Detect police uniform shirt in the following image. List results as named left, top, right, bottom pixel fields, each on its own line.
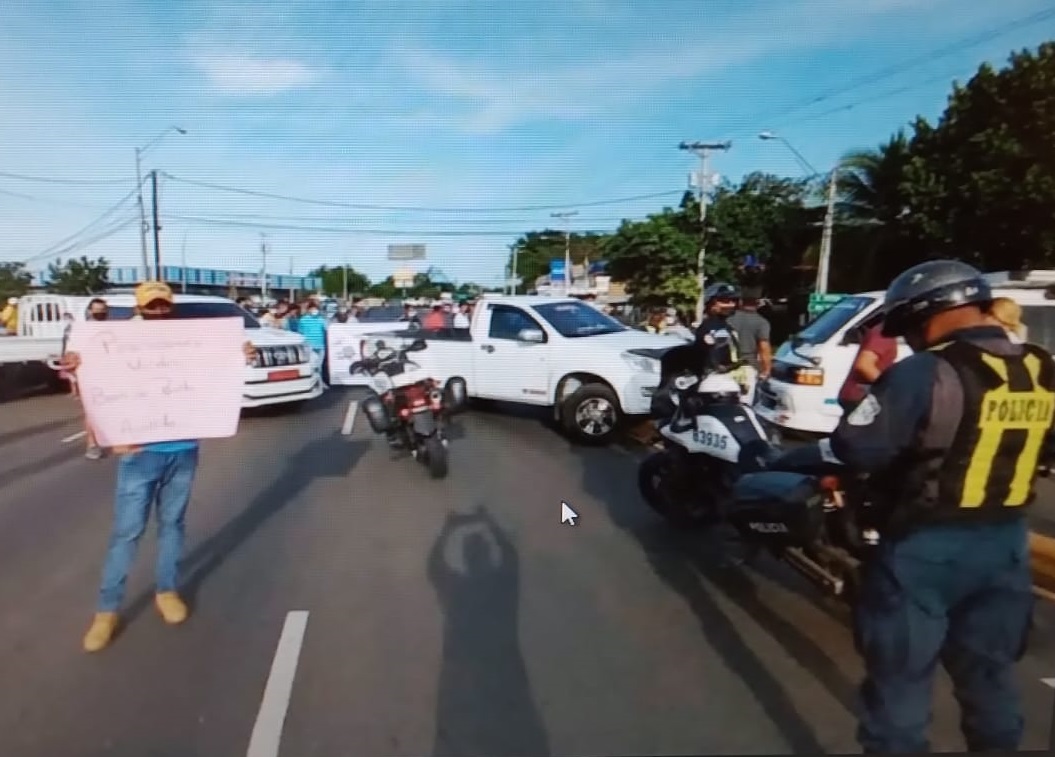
left=827, top=325, right=1055, bottom=528
left=694, top=315, right=740, bottom=366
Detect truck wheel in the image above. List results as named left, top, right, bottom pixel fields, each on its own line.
left=560, top=384, right=621, bottom=446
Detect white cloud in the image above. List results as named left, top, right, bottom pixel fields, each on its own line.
left=396, top=0, right=998, bottom=133
left=190, top=53, right=323, bottom=96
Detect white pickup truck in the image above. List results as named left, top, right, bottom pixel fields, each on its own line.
left=353, top=295, right=686, bottom=445
left=0, top=292, right=323, bottom=409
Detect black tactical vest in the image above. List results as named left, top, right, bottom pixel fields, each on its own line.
left=900, top=339, right=1055, bottom=530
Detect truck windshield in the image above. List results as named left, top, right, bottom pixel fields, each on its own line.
left=533, top=301, right=626, bottom=338
left=106, top=302, right=261, bottom=329
left=795, top=295, right=875, bottom=344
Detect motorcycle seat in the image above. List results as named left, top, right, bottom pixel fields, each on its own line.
left=738, top=439, right=782, bottom=473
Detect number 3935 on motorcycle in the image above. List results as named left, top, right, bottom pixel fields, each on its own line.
left=692, top=430, right=729, bottom=449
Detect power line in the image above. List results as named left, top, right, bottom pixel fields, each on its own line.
left=22, top=217, right=138, bottom=265
left=0, top=185, right=120, bottom=209
left=23, top=187, right=140, bottom=262
left=0, top=169, right=135, bottom=186
left=161, top=213, right=618, bottom=237
left=162, top=210, right=645, bottom=225
left=160, top=173, right=682, bottom=213
left=717, top=7, right=1055, bottom=140
left=774, top=66, right=978, bottom=132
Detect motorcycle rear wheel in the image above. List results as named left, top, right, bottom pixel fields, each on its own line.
left=424, top=436, right=449, bottom=479
left=638, top=450, right=720, bottom=529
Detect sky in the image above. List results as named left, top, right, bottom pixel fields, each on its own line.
left=0, top=0, right=1052, bottom=288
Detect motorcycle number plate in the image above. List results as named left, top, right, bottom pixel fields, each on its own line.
left=692, top=429, right=729, bottom=450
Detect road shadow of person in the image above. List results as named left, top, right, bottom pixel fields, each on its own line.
left=571, top=444, right=859, bottom=752
left=427, top=506, right=550, bottom=757
left=118, top=431, right=369, bottom=626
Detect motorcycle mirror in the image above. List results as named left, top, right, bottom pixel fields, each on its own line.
left=407, top=338, right=428, bottom=352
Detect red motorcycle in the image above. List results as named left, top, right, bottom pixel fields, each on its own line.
left=351, top=338, right=466, bottom=479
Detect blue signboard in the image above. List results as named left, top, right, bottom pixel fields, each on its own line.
left=549, top=259, right=566, bottom=282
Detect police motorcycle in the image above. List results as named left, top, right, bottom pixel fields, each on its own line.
left=351, top=338, right=468, bottom=479
left=638, top=344, right=873, bottom=601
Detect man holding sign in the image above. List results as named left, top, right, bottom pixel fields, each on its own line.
left=61, top=282, right=258, bottom=653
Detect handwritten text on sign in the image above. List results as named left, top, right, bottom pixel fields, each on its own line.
left=68, top=317, right=247, bottom=446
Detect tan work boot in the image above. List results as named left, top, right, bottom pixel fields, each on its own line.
left=83, top=612, right=119, bottom=653
left=154, top=592, right=189, bottom=625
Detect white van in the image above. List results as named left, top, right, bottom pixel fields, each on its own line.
left=20, top=292, right=324, bottom=409
left=755, top=271, right=1055, bottom=436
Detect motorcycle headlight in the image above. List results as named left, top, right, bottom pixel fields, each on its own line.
left=622, top=351, right=659, bottom=373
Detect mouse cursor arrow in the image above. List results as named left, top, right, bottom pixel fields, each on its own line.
left=561, top=501, right=579, bottom=526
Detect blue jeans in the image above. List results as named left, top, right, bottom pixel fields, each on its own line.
left=854, top=518, right=1033, bottom=753
left=97, top=448, right=199, bottom=612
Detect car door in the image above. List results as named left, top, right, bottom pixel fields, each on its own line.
left=472, top=303, right=551, bottom=402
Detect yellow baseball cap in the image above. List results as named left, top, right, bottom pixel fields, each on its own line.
left=135, top=281, right=174, bottom=308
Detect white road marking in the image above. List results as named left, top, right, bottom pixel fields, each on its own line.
left=61, top=431, right=87, bottom=444
left=247, top=611, right=310, bottom=757
left=341, top=401, right=358, bottom=436
left=1042, top=678, right=1055, bottom=690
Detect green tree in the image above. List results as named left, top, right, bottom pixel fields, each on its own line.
left=506, top=230, right=609, bottom=293
left=901, top=42, right=1055, bottom=270
left=705, top=172, right=814, bottom=296
left=46, top=256, right=109, bottom=295
left=309, top=265, right=371, bottom=297
left=368, top=276, right=399, bottom=299
left=0, top=261, right=33, bottom=301
left=603, top=209, right=699, bottom=309
left=831, top=131, right=920, bottom=290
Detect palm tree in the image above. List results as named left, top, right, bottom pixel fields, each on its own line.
left=839, top=130, right=913, bottom=226
left=835, top=132, right=917, bottom=288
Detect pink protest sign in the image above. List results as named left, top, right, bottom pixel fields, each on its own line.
left=67, top=317, right=247, bottom=447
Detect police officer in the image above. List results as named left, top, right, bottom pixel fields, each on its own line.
left=695, top=282, right=741, bottom=371
left=823, top=260, right=1052, bottom=753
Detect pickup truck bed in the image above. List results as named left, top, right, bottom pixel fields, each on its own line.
left=0, top=336, right=64, bottom=365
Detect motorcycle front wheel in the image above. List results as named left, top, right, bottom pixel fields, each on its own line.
left=638, top=450, right=720, bottom=529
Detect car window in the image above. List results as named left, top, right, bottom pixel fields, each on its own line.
left=488, top=305, right=544, bottom=341
left=532, top=300, right=626, bottom=337
left=796, top=296, right=875, bottom=344
left=104, top=301, right=261, bottom=328
left=1020, top=305, right=1055, bottom=353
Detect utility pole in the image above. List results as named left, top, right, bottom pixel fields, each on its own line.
left=150, top=170, right=162, bottom=280
left=260, top=233, right=269, bottom=300
left=180, top=232, right=188, bottom=293
left=679, top=140, right=731, bottom=323
left=510, top=243, right=519, bottom=295
left=551, top=211, right=578, bottom=296
left=135, top=147, right=149, bottom=279
left=816, top=167, right=839, bottom=295
left=289, top=258, right=294, bottom=301
left=342, top=264, right=349, bottom=302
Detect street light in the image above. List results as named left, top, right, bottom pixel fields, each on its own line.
left=758, top=130, right=836, bottom=294
left=136, top=126, right=187, bottom=280
left=757, top=131, right=818, bottom=176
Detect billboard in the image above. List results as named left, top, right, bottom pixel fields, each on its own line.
left=549, top=259, right=566, bottom=282
left=388, top=244, right=426, bottom=261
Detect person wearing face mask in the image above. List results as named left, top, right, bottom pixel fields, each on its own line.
left=819, top=260, right=1053, bottom=753
left=297, top=302, right=329, bottom=387
left=61, top=282, right=259, bottom=652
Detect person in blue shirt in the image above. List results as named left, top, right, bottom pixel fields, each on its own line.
left=62, top=281, right=258, bottom=652
left=297, top=302, right=329, bottom=386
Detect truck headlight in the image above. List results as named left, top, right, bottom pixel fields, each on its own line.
left=622, top=351, right=659, bottom=373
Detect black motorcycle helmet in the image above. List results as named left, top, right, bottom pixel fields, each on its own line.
left=880, top=259, right=992, bottom=338
left=704, top=282, right=740, bottom=314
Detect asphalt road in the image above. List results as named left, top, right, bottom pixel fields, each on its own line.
left=1, top=389, right=1054, bottom=757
